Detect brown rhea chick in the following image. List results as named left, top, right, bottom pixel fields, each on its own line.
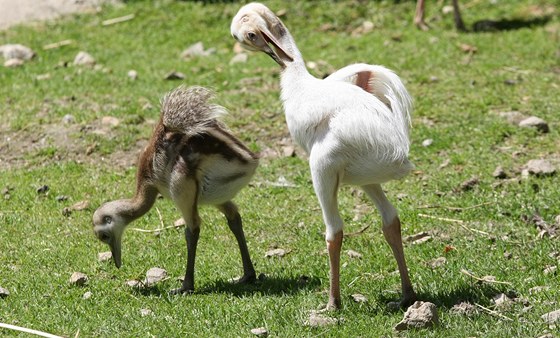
left=92, top=86, right=259, bottom=294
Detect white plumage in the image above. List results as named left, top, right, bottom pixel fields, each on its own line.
left=232, top=3, right=417, bottom=309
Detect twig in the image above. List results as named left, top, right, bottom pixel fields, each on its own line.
left=155, top=207, right=164, bottom=230
left=474, top=303, right=513, bottom=321
left=43, top=40, right=73, bottom=50
left=0, top=323, right=63, bottom=338
left=130, top=224, right=182, bottom=233
left=417, top=202, right=492, bottom=212
left=461, top=269, right=513, bottom=286
left=418, top=213, right=491, bottom=236
left=344, top=225, right=370, bottom=237
left=102, top=14, right=135, bottom=26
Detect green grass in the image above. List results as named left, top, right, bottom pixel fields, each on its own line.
left=1, top=0, right=559, bottom=337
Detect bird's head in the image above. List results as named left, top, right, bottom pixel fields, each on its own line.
left=231, top=2, right=294, bottom=68
left=92, top=201, right=128, bottom=268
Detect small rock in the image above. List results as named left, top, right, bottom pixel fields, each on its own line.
left=140, top=309, right=153, bottom=317
left=181, top=41, right=215, bottom=58
left=36, top=185, right=49, bottom=194
left=73, top=51, right=96, bottom=66
left=0, top=286, right=9, bottom=298
left=265, top=248, right=288, bottom=258
left=519, top=116, right=549, bottom=133
left=62, top=114, right=75, bottom=124
left=492, top=166, right=508, bottom=179
left=69, top=272, right=88, bottom=286
left=442, top=5, right=454, bottom=14
left=394, top=301, right=439, bottom=331
left=351, top=293, right=368, bottom=303
left=525, top=159, right=556, bottom=177
left=164, top=71, right=185, bottom=80
left=145, top=267, right=167, bottom=286
left=0, top=44, right=35, bottom=60
left=127, top=70, right=138, bottom=80
left=98, top=251, right=112, bottom=262
left=101, top=116, right=120, bottom=127
left=83, top=291, right=92, bottom=299
left=459, top=177, right=479, bottom=191
left=541, top=309, right=560, bottom=324
left=282, top=145, right=296, bottom=157
left=529, top=285, right=550, bottom=294
left=346, top=250, right=362, bottom=259
left=250, top=327, right=268, bottom=336
left=450, top=302, right=477, bottom=316
left=543, top=265, right=557, bottom=275
left=427, top=257, right=447, bottom=269
left=304, top=311, right=338, bottom=327
left=126, top=280, right=141, bottom=288
left=498, top=111, right=526, bottom=125
left=230, top=53, right=248, bottom=64
left=4, top=58, right=24, bottom=67
left=493, top=293, right=512, bottom=307
left=421, top=139, right=433, bottom=147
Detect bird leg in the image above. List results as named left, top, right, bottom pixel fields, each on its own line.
left=452, top=0, right=467, bottom=31
left=363, top=184, right=416, bottom=308
left=218, top=201, right=256, bottom=284
left=414, top=0, right=430, bottom=31
left=326, top=230, right=343, bottom=310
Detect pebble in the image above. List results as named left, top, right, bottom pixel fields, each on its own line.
left=181, top=41, right=215, bottom=58
left=498, top=111, right=526, bottom=125
left=541, top=309, right=560, bottom=324
left=304, top=311, right=338, bottom=327
left=492, top=293, right=512, bottom=308
left=428, top=257, right=447, bottom=269
left=525, top=159, right=556, bottom=177
left=230, top=53, right=248, bottom=64
left=0, top=44, right=35, bottom=60
left=62, top=114, right=75, bottom=124
left=127, top=70, right=138, bottom=80
left=82, top=291, right=92, bottom=299
left=421, top=139, right=433, bottom=147
left=98, top=251, right=112, bottom=262
left=250, top=327, right=268, bottom=336
left=144, top=267, right=167, bottom=286
left=519, top=116, right=549, bottom=133
left=73, top=51, right=96, bottom=66
left=394, top=301, right=439, bottom=331
left=126, top=280, right=141, bottom=288
left=69, top=272, right=88, bottom=286
left=351, top=293, right=368, bottom=303
left=140, top=309, right=153, bottom=317
left=346, top=250, right=362, bottom=259
left=264, top=248, right=287, bottom=258
left=0, top=286, right=9, bottom=298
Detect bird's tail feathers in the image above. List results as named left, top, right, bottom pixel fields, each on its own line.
left=161, top=86, right=227, bottom=135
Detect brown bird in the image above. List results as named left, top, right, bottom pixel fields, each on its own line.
left=92, top=86, right=258, bottom=294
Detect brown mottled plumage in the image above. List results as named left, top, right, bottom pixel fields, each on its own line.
left=93, top=86, right=258, bottom=294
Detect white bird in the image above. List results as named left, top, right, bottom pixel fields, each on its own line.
left=231, top=3, right=416, bottom=309
left=92, top=86, right=258, bottom=294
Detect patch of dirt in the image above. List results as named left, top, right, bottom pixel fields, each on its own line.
left=0, top=120, right=148, bottom=170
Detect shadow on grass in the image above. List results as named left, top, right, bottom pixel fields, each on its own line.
left=472, top=16, right=551, bottom=32
left=130, top=274, right=322, bottom=298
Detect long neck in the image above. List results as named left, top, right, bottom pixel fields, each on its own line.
left=279, top=29, right=308, bottom=75
left=116, top=182, right=158, bottom=224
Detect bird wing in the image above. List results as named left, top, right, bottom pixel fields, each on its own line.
left=324, top=64, right=412, bottom=131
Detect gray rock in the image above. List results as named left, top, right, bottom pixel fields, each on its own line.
left=346, top=249, right=362, bottom=259
left=394, top=301, right=439, bottom=331
left=264, top=248, right=287, bottom=258
left=351, top=293, right=368, bottom=303
left=250, top=327, right=268, bottom=336
left=421, top=139, right=433, bottom=147
left=492, top=293, right=512, bottom=308
left=97, top=251, right=112, bottom=262
left=140, top=308, right=153, bottom=317
left=127, top=70, right=138, bottom=80
left=498, top=111, right=526, bottom=125
left=526, top=159, right=556, bottom=177
left=82, top=291, right=92, bottom=299
left=181, top=42, right=215, bottom=58
left=304, top=311, right=338, bottom=327
left=69, top=272, right=88, bottom=286
left=73, top=51, right=96, bottom=66
left=0, top=286, right=9, bottom=298
left=0, top=44, right=35, bottom=60
left=519, top=116, right=549, bottom=133
left=541, top=309, right=560, bottom=324
left=144, top=267, right=167, bottom=286
left=450, top=302, right=477, bottom=316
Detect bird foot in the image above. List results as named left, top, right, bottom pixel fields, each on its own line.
left=234, top=272, right=257, bottom=284
left=317, top=300, right=341, bottom=312
left=168, top=286, right=194, bottom=296
left=387, top=292, right=418, bottom=311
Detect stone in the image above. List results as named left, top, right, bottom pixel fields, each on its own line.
left=144, top=267, right=167, bottom=286
left=351, top=293, right=368, bottom=303
left=265, top=248, right=287, bottom=258
left=541, top=309, right=560, bottom=324
left=126, top=280, right=141, bottom=288
left=282, top=146, right=296, bottom=157
left=394, top=301, right=439, bottom=331
left=0, top=286, right=9, bottom=298
left=140, top=309, right=153, bottom=317
left=4, top=58, right=24, bottom=67
left=250, top=327, right=268, bottom=336
left=543, top=265, right=557, bottom=275
left=304, top=311, right=338, bottom=327
left=82, top=291, right=92, bottom=299
left=69, top=272, right=88, bottom=286
left=73, top=51, right=95, bottom=66
left=230, top=53, right=248, bottom=64
left=498, top=111, right=526, bottom=125
left=181, top=41, right=215, bottom=58
left=525, top=159, right=556, bottom=177
left=62, top=114, right=75, bottom=124
left=519, top=116, right=549, bottom=133
left=428, top=257, right=447, bottom=269
left=450, top=302, right=477, bottom=316
left=346, top=250, right=362, bottom=259
left=492, top=293, right=512, bottom=308
left=127, top=70, right=138, bottom=80
left=492, top=166, right=508, bottom=179
left=0, top=44, right=35, bottom=60
left=422, top=139, right=433, bottom=147
left=98, top=251, right=112, bottom=262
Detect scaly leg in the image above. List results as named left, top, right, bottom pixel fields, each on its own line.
left=310, top=155, right=344, bottom=310
left=414, top=0, right=430, bottom=30
left=363, top=184, right=416, bottom=307
left=217, top=201, right=256, bottom=284
left=452, top=0, right=467, bottom=31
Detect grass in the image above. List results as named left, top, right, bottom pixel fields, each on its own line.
left=1, top=0, right=559, bottom=336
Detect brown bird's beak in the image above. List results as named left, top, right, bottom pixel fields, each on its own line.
left=109, top=237, right=122, bottom=268
left=258, top=26, right=293, bottom=68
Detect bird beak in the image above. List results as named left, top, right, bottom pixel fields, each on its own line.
left=258, top=26, right=293, bottom=68
left=109, top=237, right=122, bottom=268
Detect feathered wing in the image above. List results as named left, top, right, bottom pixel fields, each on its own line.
left=161, top=86, right=227, bottom=135
left=325, top=64, right=412, bottom=135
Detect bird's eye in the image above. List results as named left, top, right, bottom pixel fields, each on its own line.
left=103, top=216, right=112, bottom=224
left=247, top=32, right=257, bottom=41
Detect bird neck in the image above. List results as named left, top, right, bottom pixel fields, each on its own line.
left=117, top=182, right=159, bottom=224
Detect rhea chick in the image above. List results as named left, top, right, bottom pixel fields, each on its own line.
left=92, top=86, right=259, bottom=294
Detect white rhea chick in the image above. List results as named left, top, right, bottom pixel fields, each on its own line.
left=92, top=86, right=258, bottom=294
left=231, top=3, right=417, bottom=309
